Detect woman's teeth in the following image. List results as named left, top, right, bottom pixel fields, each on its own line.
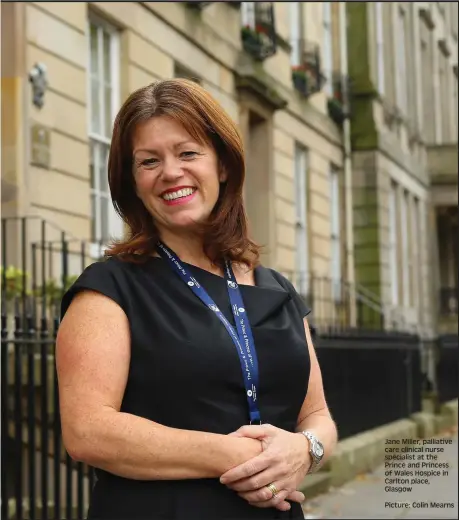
left=162, top=188, right=196, bottom=201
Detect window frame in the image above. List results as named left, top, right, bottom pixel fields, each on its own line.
left=241, top=2, right=255, bottom=28
left=389, top=183, right=399, bottom=306
left=322, top=1, right=333, bottom=97
left=87, top=14, right=122, bottom=257
left=375, top=2, right=385, bottom=96
left=395, top=5, right=409, bottom=114
left=289, top=2, right=302, bottom=67
left=294, top=144, right=309, bottom=297
left=400, top=190, right=411, bottom=307
left=329, top=165, right=341, bottom=301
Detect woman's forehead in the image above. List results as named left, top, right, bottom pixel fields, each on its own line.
left=133, top=115, right=210, bottom=151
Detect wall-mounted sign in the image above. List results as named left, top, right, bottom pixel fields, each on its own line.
left=31, top=124, right=51, bottom=169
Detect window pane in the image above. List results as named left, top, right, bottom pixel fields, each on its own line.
left=91, top=193, right=97, bottom=241
left=90, top=24, right=99, bottom=76
left=103, top=31, right=111, bottom=84
left=90, top=142, right=96, bottom=189
left=104, top=85, right=113, bottom=137
left=101, top=196, right=109, bottom=241
left=99, top=145, right=109, bottom=193
left=90, top=79, right=101, bottom=134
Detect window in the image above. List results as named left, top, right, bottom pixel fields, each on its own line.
left=432, top=37, right=442, bottom=143
left=323, top=1, right=333, bottom=97
left=329, top=166, right=341, bottom=300
left=289, top=2, right=301, bottom=66
left=400, top=190, right=410, bottom=307
left=294, top=145, right=309, bottom=296
left=375, top=2, right=385, bottom=95
left=395, top=6, right=408, bottom=114
left=389, top=183, right=399, bottom=305
left=453, top=68, right=458, bottom=138
left=439, top=51, right=449, bottom=141
left=88, top=17, right=123, bottom=250
left=411, top=198, right=420, bottom=308
left=241, top=2, right=255, bottom=28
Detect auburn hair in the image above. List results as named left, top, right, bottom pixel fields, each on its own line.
left=105, top=78, right=261, bottom=268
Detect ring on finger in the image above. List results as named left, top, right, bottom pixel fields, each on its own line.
left=265, top=482, right=279, bottom=498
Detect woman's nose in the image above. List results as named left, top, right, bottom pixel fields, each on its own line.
left=160, top=157, right=184, bottom=181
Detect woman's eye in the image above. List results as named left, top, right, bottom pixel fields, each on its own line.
left=181, top=151, right=198, bottom=159
left=141, top=158, right=158, bottom=167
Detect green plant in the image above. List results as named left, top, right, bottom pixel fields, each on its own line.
left=0, top=266, right=30, bottom=300
left=1, top=265, right=78, bottom=303
left=34, top=275, right=79, bottom=302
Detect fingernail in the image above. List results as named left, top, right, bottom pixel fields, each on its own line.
left=220, top=478, right=227, bottom=484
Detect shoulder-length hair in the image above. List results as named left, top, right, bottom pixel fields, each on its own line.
left=105, top=78, right=260, bottom=268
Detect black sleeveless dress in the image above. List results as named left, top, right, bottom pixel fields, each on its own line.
left=61, top=256, right=311, bottom=520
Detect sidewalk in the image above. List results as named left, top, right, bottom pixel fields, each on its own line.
left=302, top=429, right=458, bottom=519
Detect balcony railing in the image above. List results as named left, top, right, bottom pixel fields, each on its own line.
left=439, top=287, right=458, bottom=316
left=291, top=41, right=325, bottom=97
left=327, top=73, right=351, bottom=125
left=241, top=2, right=277, bottom=61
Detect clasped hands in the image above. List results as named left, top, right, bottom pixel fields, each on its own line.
left=220, top=424, right=310, bottom=512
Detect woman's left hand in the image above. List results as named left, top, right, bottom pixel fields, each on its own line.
left=220, top=424, right=311, bottom=509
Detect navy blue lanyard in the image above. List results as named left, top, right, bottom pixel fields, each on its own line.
left=156, top=241, right=261, bottom=424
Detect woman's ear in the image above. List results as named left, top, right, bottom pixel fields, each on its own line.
left=219, top=169, right=228, bottom=183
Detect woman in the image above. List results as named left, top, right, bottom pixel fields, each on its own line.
left=56, top=79, right=337, bottom=520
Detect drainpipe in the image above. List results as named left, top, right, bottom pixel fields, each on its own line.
left=339, top=3, right=356, bottom=327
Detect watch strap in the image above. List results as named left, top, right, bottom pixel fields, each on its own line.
left=300, top=430, right=323, bottom=474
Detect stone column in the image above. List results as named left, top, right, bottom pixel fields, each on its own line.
left=1, top=1, right=27, bottom=217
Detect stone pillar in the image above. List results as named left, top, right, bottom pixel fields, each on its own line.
left=1, top=2, right=27, bottom=217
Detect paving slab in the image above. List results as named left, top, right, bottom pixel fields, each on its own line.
left=302, top=428, right=458, bottom=520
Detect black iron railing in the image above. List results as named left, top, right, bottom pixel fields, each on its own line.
left=316, top=331, right=423, bottom=440
left=282, top=272, right=386, bottom=334
left=291, top=40, right=325, bottom=97
left=439, top=287, right=458, bottom=316
left=0, top=215, right=451, bottom=517
left=241, top=2, right=277, bottom=60
left=327, top=73, right=351, bottom=125
left=436, top=334, right=459, bottom=404
left=1, top=216, right=100, bottom=520
left=2, top=295, right=96, bottom=520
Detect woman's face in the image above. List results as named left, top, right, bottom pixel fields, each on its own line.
left=132, top=116, right=226, bottom=235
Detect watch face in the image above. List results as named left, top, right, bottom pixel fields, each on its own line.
left=313, top=441, right=324, bottom=459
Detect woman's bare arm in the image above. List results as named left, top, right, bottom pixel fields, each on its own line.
left=295, top=319, right=338, bottom=467
left=56, top=290, right=261, bottom=480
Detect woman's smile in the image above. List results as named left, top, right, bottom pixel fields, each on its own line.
left=160, top=186, right=198, bottom=206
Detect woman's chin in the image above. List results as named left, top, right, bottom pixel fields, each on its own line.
left=165, top=215, right=206, bottom=232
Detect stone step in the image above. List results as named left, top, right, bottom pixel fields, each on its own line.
left=298, top=470, right=332, bottom=499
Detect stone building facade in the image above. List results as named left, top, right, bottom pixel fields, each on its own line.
left=346, top=2, right=458, bottom=339
left=1, top=2, right=457, bottom=338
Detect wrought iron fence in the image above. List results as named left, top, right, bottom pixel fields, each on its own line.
left=2, top=296, right=95, bottom=520
left=436, top=334, right=459, bottom=404
left=291, top=40, right=325, bottom=97
left=327, top=72, right=351, bottom=125
left=282, top=271, right=387, bottom=334
left=240, top=2, right=277, bottom=60
left=439, top=287, right=458, bottom=316
left=1, top=216, right=100, bottom=520
left=0, top=215, right=451, bottom=518
left=315, top=331, right=423, bottom=440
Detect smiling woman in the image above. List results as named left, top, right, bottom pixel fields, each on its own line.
left=130, top=115, right=225, bottom=238
left=56, top=79, right=337, bottom=520
left=106, top=79, right=256, bottom=268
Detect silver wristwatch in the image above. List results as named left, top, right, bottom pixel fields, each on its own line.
left=300, top=431, right=324, bottom=473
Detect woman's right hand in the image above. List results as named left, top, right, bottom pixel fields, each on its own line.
left=227, top=437, right=305, bottom=511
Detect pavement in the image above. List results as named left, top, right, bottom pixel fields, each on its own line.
left=302, top=427, right=458, bottom=519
